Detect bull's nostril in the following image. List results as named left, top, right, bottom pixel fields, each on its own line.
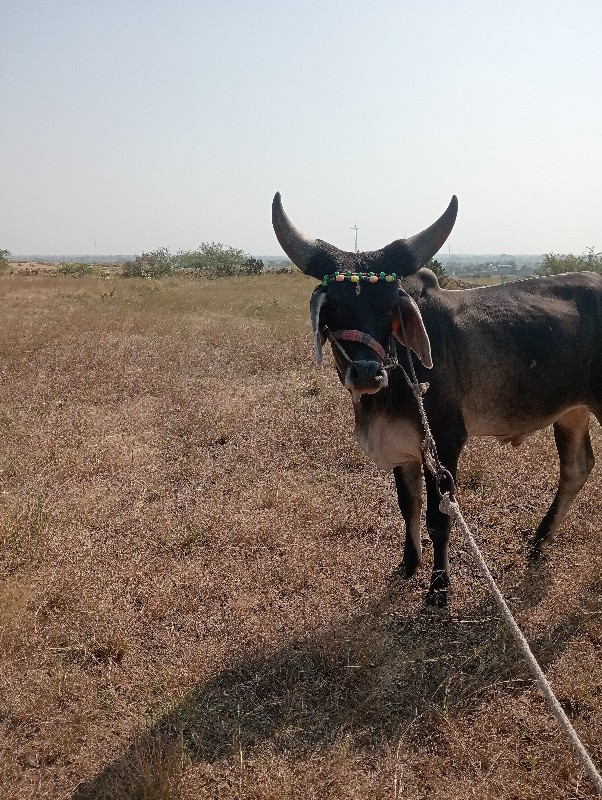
left=345, top=362, right=388, bottom=392
left=350, top=360, right=383, bottom=382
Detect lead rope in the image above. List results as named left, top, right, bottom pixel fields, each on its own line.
left=440, top=495, right=602, bottom=795
left=397, top=312, right=602, bottom=796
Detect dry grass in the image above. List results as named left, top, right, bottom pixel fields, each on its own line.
left=0, top=271, right=601, bottom=799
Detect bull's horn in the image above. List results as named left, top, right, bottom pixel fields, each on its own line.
left=406, top=196, right=458, bottom=267
left=272, top=192, right=324, bottom=274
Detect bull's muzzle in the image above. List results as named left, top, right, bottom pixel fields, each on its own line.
left=344, top=360, right=389, bottom=394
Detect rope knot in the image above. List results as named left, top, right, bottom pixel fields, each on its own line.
left=412, top=381, right=430, bottom=398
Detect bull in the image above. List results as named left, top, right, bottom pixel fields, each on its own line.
left=272, top=192, right=602, bottom=605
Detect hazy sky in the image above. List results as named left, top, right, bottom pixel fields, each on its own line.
left=2, top=1, right=602, bottom=256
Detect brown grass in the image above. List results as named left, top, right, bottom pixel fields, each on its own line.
left=0, top=271, right=601, bottom=799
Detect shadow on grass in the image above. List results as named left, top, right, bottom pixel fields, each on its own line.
left=72, top=566, right=595, bottom=800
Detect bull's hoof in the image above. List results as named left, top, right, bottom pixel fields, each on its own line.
left=393, top=558, right=420, bottom=580
left=528, top=521, right=555, bottom=558
left=426, top=569, right=450, bottom=607
left=425, top=588, right=449, bottom=608
left=528, top=536, right=550, bottom=561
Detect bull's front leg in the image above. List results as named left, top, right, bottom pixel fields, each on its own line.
left=423, top=435, right=463, bottom=607
left=393, top=461, right=423, bottom=578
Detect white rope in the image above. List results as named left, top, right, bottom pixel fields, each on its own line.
left=439, top=493, right=602, bottom=796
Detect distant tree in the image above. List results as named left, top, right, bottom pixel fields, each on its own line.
left=536, top=247, right=602, bottom=276
left=175, top=242, right=248, bottom=277
left=122, top=243, right=265, bottom=279
left=426, top=258, right=449, bottom=287
left=0, top=248, right=10, bottom=273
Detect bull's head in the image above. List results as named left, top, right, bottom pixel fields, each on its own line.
left=272, top=192, right=458, bottom=396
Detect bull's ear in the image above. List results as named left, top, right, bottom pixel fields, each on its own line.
left=309, top=287, right=328, bottom=366
left=393, top=293, right=433, bottom=369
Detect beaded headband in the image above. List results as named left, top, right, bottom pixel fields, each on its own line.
left=322, top=271, right=403, bottom=287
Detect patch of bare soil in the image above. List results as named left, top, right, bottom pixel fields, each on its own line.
left=0, top=273, right=600, bottom=799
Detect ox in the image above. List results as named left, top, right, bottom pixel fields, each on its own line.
left=273, top=192, right=602, bottom=605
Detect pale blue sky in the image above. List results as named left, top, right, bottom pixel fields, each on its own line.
left=1, top=0, right=601, bottom=255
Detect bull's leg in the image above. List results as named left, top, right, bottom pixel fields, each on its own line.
left=393, top=461, right=423, bottom=578
left=424, top=436, right=463, bottom=607
left=531, top=407, right=594, bottom=555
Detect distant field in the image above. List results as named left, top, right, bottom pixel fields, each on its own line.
left=5, top=262, right=123, bottom=277
left=0, top=272, right=601, bottom=799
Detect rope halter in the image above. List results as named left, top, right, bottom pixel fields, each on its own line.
left=323, top=326, right=399, bottom=372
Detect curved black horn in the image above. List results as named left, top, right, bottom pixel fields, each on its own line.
left=272, top=192, right=324, bottom=274
left=406, top=196, right=458, bottom=267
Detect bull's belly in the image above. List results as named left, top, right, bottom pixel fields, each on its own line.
left=355, top=414, right=422, bottom=471
left=463, top=403, right=590, bottom=444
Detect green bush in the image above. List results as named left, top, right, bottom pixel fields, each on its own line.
left=122, top=247, right=174, bottom=278
left=122, top=243, right=265, bottom=279
left=175, top=242, right=249, bottom=277
left=242, top=256, right=264, bottom=276
left=426, top=258, right=449, bottom=287
left=537, top=247, right=602, bottom=275
left=57, top=262, right=94, bottom=277
left=0, top=249, right=10, bottom=274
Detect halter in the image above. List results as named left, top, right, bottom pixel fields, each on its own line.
left=323, top=326, right=400, bottom=371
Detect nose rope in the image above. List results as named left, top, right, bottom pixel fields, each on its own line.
left=323, top=327, right=399, bottom=371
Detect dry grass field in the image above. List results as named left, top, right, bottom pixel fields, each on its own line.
left=0, top=271, right=601, bottom=800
